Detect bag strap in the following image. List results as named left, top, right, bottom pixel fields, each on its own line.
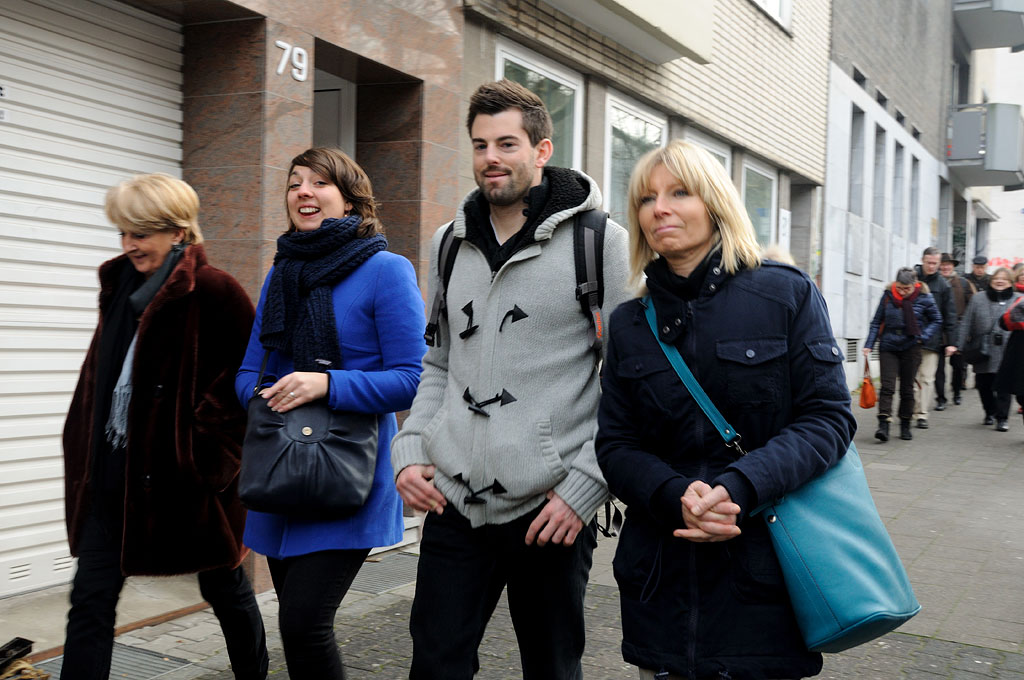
left=863, top=356, right=871, bottom=379
left=423, top=221, right=459, bottom=347
left=642, top=296, right=746, bottom=456
left=252, top=349, right=272, bottom=397
left=573, top=209, right=607, bottom=357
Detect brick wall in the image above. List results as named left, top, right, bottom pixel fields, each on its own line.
left=830, top=0, right=953, bottom=160
left=465, top=0, right=831, bottom=184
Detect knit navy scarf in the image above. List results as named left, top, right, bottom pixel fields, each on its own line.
left=260, top=216, right=387, bottom=371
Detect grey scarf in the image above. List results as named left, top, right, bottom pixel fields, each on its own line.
left=104, top=243, right=185, bottom=448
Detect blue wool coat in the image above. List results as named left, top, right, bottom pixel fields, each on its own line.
left=596, top=257, right=855, bottom=678
left=235, top=251, right=426, bottom=558
left=864, top=287, right=941, bottom=353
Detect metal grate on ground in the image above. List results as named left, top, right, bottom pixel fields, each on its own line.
left=36, top=643, right=191, bottom=679
left=350, top=551, right=419, bottom=594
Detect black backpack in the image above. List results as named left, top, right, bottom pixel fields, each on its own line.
left=424, top=209, right=608, bottom=356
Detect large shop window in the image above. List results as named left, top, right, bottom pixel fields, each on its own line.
left=742, top=158, right=778, bottom=245
left=605, top=93, right=667, bottom=225
left=496, top=40, right=583, bottom=170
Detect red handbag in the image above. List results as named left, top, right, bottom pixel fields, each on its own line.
left=859, top=358, right=876, bottom=409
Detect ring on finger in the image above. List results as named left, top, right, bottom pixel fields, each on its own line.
left=288, top=391, right=296, bottom=398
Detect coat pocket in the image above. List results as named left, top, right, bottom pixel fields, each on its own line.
left=614, top=353, right=687, bottom=417
left=805, top=337, right=850, bottom=401
left=715, top=338, right=787, bottom=409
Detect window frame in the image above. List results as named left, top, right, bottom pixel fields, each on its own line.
left=748, top=0, right=792, bottom=30
left=603, top=91, right=668, bottom=224
left=741, top=155, right=779, bottom=245
left=495, top=39, right=584, bottom=170
left=681, top=127, right=732, bottom=176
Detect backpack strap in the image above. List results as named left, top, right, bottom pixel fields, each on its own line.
left=424, top=222, right=459, bottom=347
left=573, top=209, right=607, bottom=357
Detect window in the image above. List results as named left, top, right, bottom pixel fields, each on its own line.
left=909, top=156, right=920, bottom=238
left=872, top=125, right=886, bottom=225
left=604, top=93, right=667, bottom=225
left=748, top=0, right=792, bottom=28
left=849, top=105, right=865, bottom=216
left=742, top=157, right=777, bottom=245
left=852, top=67, right=867, bottom=88
left=875, top=89, right=888, bottom=111
left=496, top=40, right=583, bottom=170
left=682, top=127, right=732, bottom=175
left=892, top=143, right=905, bottom=236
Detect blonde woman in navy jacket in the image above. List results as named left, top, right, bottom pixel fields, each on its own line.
left=596, top=141, right=855, bottom=679
left=235, top=148, right=425, bottom=679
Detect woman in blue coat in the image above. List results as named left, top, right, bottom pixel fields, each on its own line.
left=863, top=268, right=941, bottom=441
left=596, top=140, right=855, bottom=679
left=235, top=147, right=425, bottom=679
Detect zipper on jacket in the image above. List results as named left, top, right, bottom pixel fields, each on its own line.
left=685, top=298, right=702, bottom=679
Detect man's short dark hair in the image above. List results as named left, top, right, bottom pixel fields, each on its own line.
left=467, top=79, right=553, bottom=146
left=922, top=246, right=941, bottom=259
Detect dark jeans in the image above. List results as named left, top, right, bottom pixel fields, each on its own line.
left=936, top=351, right=968, bottom=402
left=267, top=548, right=370, bottom=680
left=879, top=346, right=922, bottom=421
left=409, top=503, right=597, bottom=680
left=63, top=510, right=268, bottom=680
left=975, top=372, right=1011, bottom=419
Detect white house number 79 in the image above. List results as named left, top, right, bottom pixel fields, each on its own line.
left=274, top=40, right=308, bottom=82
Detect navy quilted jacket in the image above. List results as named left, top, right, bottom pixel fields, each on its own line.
left=864, top=287, right=941, bottom=353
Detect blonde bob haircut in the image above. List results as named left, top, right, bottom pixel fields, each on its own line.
left=626, top=140, right=761, bottom=290
left=105, top=173, right=203, bottom=244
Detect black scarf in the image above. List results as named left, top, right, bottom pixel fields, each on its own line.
left=260, top=216, right=387, bottom=371
left=987, top=286, right=1014, bottom=302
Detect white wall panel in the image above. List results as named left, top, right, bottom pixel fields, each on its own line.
left=0, top=0, right=182, bottom=597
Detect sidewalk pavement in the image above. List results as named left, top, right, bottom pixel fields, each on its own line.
left=10, top=385, right=1024, bottom=679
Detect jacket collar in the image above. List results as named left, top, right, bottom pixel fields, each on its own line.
left=99, top=244, right=206, bottom=318
left=644, top=250, right=730, bottom=345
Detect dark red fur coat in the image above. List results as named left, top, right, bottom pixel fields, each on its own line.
left=62, top=245, right=255, bottom=575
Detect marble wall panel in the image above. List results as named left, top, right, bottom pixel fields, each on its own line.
left=378, top=199, right=422, bottom=266
left=185, top=166, right=262, bottom=240
left=202, top=238, right=264, bottom=302
left=184, top=19, right=264, bottom=97
left=357, top=140, right=421, bottom=203
left=263, top=92, right=313, bottom=170
left=183, top=92, right=263, bottom=169
left=421, top=142, right=460, bottom=207
left=423, top=83, right=463, bottom=151
left=358, top=83, right=421, bottom=144
left=262, top=20, right=314, bottom=107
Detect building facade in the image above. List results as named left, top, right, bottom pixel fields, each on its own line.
left=822, top=0, right=1024, bottom=386
left=0, top=0, right=842, bottom=600
left=0, top=0, right=464, bottom=597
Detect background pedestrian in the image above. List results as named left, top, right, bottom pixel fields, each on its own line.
left=864, top=267, right=941, bottom=441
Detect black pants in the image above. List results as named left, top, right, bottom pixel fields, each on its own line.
left=409, top=504, right=597, bottom=680
left=62, top=510, right=268, bottom=680
left=267, top=548, right=370, bottom=680
left=879, top=346, right=922, bottom=421
left=936, top=352, right=968, bottom=403
left=975, top=372, right=1011, bottom=419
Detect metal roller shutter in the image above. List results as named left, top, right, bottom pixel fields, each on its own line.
left=0, top=0, right=182, bottom=597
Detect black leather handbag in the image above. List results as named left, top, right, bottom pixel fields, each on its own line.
left=239, top=351, right=378, bottom=519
